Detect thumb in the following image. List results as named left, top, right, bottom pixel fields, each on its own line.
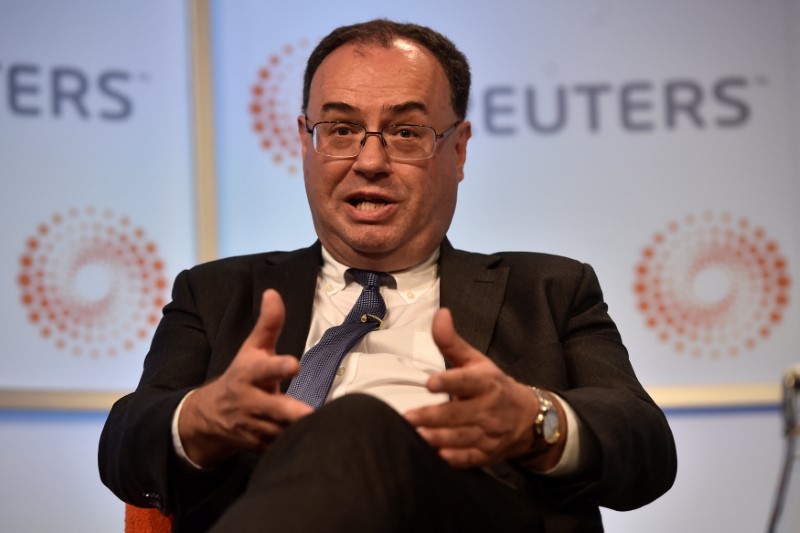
left=431, top=307, right=481, bottom=368
left=243, top=289, right=285, bottom=353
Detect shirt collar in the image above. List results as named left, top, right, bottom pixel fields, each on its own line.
left=320, top=246, right=439, bottom=296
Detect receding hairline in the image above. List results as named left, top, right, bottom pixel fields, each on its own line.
left=301, top=19, right=471, bottom=119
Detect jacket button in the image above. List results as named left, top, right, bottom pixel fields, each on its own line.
left=143, top=492, right=162, bottom=509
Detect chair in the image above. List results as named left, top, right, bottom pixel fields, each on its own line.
left=125, top=503, right=172, bottom=533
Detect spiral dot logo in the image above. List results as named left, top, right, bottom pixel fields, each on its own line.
left=634, top=212, right=791, bottom=359
left=16, top=207, right=168, bottom=358
left=250, top=40, right=310, bottom=174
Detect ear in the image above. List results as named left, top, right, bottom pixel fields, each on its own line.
left=454, top=121, right=472, bottom=182
left=297, top=115, right=309, bottom=158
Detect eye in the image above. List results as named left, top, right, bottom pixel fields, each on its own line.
left=319, top=122, right=361, bottom=137
left=385, top=125, right=421, bottom=139
left=334, top=126, right=354, bottom=136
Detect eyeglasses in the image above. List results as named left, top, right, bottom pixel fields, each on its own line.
left=304, top=117, right=461, bottom=161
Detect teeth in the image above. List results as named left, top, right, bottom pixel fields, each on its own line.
left=355, top=200, right=385, bottom=211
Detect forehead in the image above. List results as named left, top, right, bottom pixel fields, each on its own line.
left=307, top=39, right=453, bottom=119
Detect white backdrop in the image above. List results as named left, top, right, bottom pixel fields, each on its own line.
left=212, top=0, right=800, bottom=395
left=0, top=1, right=797, bottom=531
left=0, top=0, right=195, bottom=393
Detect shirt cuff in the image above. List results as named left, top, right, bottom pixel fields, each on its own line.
left=171, top=389, right=205, bottom=470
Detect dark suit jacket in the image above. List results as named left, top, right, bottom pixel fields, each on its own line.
left=99, top=240, right=676, bottom=531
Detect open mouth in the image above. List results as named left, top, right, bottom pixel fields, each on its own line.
left=346, top=194, right=393, bottom=211
left=349, top=198, right=389, bottom=211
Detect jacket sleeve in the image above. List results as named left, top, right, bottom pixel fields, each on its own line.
left=491, top=258, right=677, bottom=511
left=542, top=262, right=677, bottom=510
left=98, top=268, right=251, bottom=518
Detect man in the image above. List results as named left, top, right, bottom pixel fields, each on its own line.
left=100, top=19, right=676, bottom=532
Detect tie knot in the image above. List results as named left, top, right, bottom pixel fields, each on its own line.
left=349, top=269, right=385, bottom=289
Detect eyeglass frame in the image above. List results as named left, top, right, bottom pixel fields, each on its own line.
left=303, top=116, right=462, bottom=161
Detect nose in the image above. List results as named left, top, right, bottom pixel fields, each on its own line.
left=361, top=131, right=386, bottom=150
left=352, top=132, right=391, bottom=178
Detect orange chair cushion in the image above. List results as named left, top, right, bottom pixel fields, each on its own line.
left=124, top=503, right=172, bottom=533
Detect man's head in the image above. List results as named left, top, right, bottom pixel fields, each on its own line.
left=298, top=20, right=473, bottom=272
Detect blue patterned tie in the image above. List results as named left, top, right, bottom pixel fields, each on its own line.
left=286, top=269, right=387, bottom=408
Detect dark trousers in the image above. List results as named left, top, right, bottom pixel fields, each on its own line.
left=210, top=394, right=544, bottom=532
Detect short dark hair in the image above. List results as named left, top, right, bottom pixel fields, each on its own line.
left=302, top=19, right=471, bottom=119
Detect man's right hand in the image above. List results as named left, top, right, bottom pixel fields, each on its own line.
left=178, top=289, right=314, bottom=468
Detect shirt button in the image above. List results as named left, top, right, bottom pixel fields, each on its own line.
left=336, top=366, right=345, bottom=377
left=406, top=291, right=415, bottom=299
left=325, top=284, right=333, bottom=292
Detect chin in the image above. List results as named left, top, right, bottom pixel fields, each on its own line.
left=350, top=240, right=398, bottom=258
left=344, top=228, right=399, bottom=250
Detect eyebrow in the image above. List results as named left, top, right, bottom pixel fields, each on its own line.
left=318, top=100, right=430, bottom=117
left=385, top=101, right=429, bottom=115
left=320, top=101, right=356, bottom=114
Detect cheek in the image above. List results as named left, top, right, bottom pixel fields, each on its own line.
left=418, top=179, right=457, bottom=225
left=302, top=167, right=316, bottom=201
left=304, top=161, right=350, bottom=208
left=430, top=162, right=460, bottom=205
left=303, top=167, right=327, bottom=214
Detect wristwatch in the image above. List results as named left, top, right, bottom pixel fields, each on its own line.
left=532, top=387, right=560, bottom=447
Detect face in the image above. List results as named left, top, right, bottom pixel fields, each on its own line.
left=299, top=39, right=471, bottom=272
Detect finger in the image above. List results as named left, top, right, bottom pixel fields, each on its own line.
left=417, top=425, right=485, bottom=450
left=231, top=417, right=286, bottom=453
left=404, top=398, right=478, bottom=428
left=241, top=417, right=287, bottom=440
left=431, top=308, right=487, bottom=369
left=439, top=447, right=490, bottom=469
left=243, top=289, right=285, bottom=353
left=255, top=392, right=314, bottom=423
left=238, top=395, right=313, bottom=448
left=427, top=365, right=493, bottom=397
left=249, top=354, right=301, bottom=391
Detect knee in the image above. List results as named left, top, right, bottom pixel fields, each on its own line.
left=308, top=393, right=408, bottom=435
left=267, top=393, right=427, bottom=468
left=320, top=393, right=398, bottom=418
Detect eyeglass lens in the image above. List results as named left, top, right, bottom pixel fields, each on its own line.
left=313, top=123, right=435, bottom=159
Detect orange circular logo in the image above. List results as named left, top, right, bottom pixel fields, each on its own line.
left=17, top=207, right=168, bottom=358
left=250, top=40, right=310, bottom=174
left=634, top=212, right=791, bottom=359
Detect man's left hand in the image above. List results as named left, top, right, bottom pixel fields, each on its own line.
left=404, top=308, right=551, bottom=469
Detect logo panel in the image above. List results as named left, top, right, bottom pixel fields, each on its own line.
left=634, top=212, right=791, bottom=359
left=250, top=40, right=310, bottom=174
left=17, top=207, right=168, bottom=358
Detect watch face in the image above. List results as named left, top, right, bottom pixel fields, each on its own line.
left=543, top=409, right=560, bottom=444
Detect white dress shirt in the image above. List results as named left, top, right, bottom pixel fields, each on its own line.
left=313, top=246, right=448, bottom=413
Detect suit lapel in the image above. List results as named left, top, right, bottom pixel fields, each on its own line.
left=439, top=240, right=509, bottom=358
left=251, top=242, right=321, bottom=361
